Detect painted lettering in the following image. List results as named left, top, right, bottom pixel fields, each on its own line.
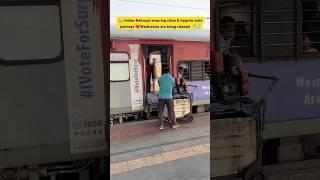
left=77, top=0, right=93, bottom=98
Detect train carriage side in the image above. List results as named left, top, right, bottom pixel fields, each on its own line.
left=110, top=39, right=152, bottom=119
left=110, top=52, right=133, bottom=116
left=110, top=32, right=211, bottom=119
left=0, top=0, right=107, bottom=178
left=172, top=41, right=211, bottom=108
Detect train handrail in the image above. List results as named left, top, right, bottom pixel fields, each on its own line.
left=187, top=84, right=198, bottom=95
left=248, top=73, right=279, bottom=132
left=248, top=73, right=279, bottom=104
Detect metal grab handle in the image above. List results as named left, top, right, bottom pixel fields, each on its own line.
left=187, top=85, right=198, bottom=94
left=249, top=73, right=279, bottom=81
left=248, top=73, right=279, bottom=103
left=249, top=73, right=279, bottom=132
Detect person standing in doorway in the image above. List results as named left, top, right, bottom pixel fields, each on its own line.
left=219, top=16, right=236, bottom=54
left=146, top=57, right=155, bottom=92
left=158, top=65, right=180, bottom=130
left=151, top=58, right=158, bottom=92
left=177, top=66, right=187, bottom=93
left=178, top=66, right=184, bottom=79
left=146, top=58, right=151, bottom=92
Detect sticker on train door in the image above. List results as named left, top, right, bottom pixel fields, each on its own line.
left=61, top=0, right=107, bottom=154
left=128, top=44, right=144, bottom=111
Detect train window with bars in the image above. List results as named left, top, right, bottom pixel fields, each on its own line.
left=218, top=0, right=258, bottom=59
left=218, top=0, right=320, bottom=60
left=261, top=0, right=320, bottom=58
left=262, top=0, right=298, bottom=58
left=301, top=0, right=320, bottom=54
left=203, top=61, right=211, bottom=79
left=178, top=61, right=210, bottom=81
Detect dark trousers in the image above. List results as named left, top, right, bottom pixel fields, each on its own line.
left=158, top=99, right=177, bottom=126
left=146, top=75, right=151, bottom=92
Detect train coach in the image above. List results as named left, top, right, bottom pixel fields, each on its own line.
left=110, top=26, right=211, bottom=121
left=0, top=0, right=108, bottom=179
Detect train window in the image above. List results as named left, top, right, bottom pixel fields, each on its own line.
left=261, top=0, right=298, bottom=58
left=0, top=2, right=62, bottom=64
left=178, top=61, right=210, bottom=81
left=301, top=0, right=320, bottom=54
left=218, top=0, right=257, bottom=59
left=217, top=0, right=320, bottom=60
left=204, top=61, right=211, bottom=79
left=110, top=62, right=130, bottom=82
left=190, top=61, right=204, bottom=80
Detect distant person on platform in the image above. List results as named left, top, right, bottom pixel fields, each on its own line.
left=158, top=65, right=180, bottom=130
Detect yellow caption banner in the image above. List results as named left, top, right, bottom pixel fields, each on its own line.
left=116, top=17, right=205, bottom=30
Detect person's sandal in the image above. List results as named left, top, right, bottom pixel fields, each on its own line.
left=172, top=124, right=180, bottom=129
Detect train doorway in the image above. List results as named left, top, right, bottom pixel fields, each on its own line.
left=142, top=45, right=173, bottom=119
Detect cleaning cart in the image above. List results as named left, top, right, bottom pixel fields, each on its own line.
left=164, top=83, right=197, bottom=123
left=211, top=73, right=279, bottom=180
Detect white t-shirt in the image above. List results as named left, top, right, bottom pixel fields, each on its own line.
left=178, top=72, right=183, bottom=79
left=219, top=33, right=233, bottom=54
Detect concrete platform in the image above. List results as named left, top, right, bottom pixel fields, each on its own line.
left=110, top=113, right=210, bottom=180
